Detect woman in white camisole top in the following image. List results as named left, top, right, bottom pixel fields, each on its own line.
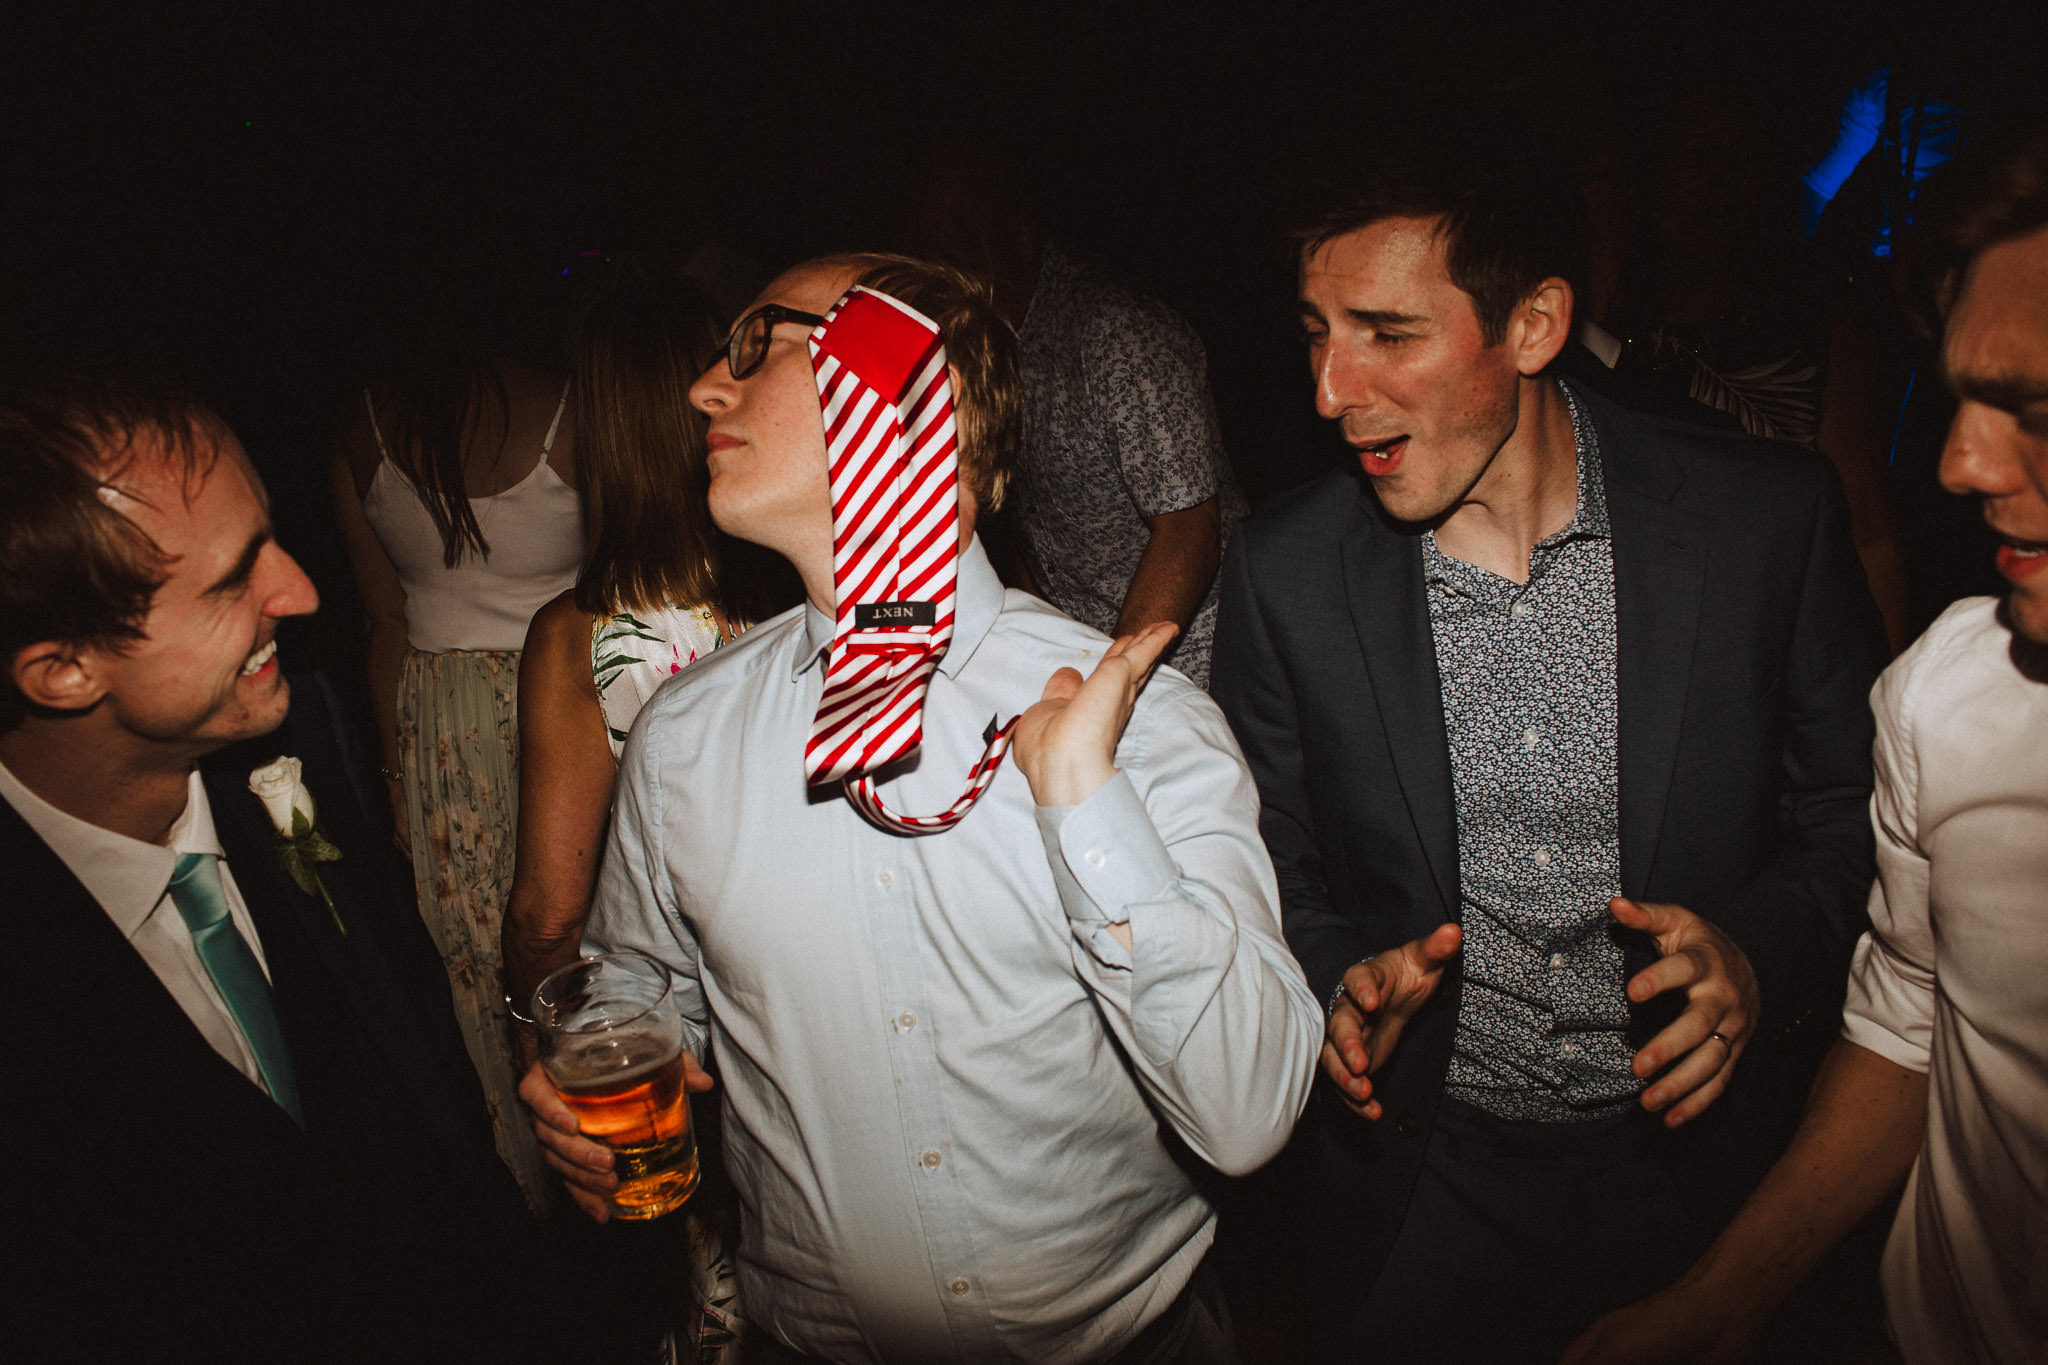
left=330, top=350, right=579, bottom=1217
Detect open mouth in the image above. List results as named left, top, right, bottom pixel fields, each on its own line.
left=1996, top=535, right=2048, bottom=581
left=1357, top=435, right=1409, bottom=465
left=241, top=640, right=277, bottom=676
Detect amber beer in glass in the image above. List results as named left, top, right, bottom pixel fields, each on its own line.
left=534, top=952, right=699, bottom=1219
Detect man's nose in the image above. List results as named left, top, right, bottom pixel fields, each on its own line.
left=1313, top=344, right=1376, bottom=422
left=689, top=365, right=732, bottom=415
left=262, top=545, right=320, bottom=618
left=1938, top=402, right=2021, bottom=499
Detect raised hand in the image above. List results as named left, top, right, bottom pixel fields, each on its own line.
left=1009, top=621, right=1179, bottom=808
left=1609, top=897, right=1759, bottom=1127
left=1323, top=923, right=1462, bottom=1119
left=518, top=1055, right=715, bottom=1223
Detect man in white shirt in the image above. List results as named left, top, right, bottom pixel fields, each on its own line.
left=0, top=376, right=543, bottom=1361
left=1566, top=130, right=2048, bottom=1365
left=521, top=254, right=1320, bottom=1364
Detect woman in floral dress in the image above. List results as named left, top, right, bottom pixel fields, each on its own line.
left=506, top=278, right=792, bottom=1361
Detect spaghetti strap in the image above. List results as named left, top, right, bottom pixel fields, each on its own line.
left=539, top=378, right=570, bottom=458
left=363, top=388, right=393, bottom=462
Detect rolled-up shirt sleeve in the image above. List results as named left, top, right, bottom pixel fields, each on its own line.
left=1841, top=644, right=1934, bottom=1073
left=1033, top=686, right=1321, bottom=1176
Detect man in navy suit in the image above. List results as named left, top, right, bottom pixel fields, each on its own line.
left=0, top=376, right=542, bottom=1361
left=1212, top=132, right=1890, bottom=1360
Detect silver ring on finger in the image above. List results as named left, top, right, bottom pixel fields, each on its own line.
left=1706, top=1030, right=1732, bottom=1056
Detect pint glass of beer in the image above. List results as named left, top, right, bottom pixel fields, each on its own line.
left=533, top=951, right=699, bottom=1220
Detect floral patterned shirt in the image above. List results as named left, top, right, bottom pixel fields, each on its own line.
left=593, top=604, right=730, bottom=759
left=1426, top=382, right=1641, bottom=1120
left=1012, top=242, right=1247, bottom=689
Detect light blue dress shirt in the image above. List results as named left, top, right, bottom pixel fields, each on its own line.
left=586, top=538, right=1319, bottom=1364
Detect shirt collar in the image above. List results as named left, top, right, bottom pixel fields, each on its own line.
left=1424, top=378, right=1609, bottom=587
left=1021, top=240, right=1079, bottom=338
left=0, top=760, right=223, bottom=939
left=794, top=535, right=1006, bottom=682
left=1554, top=379, right=1611, bottom=542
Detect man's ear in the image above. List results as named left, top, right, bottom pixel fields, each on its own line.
left=1510, top=277, right=1575, bottom=377
left=10, top=640, right=109, bottom=713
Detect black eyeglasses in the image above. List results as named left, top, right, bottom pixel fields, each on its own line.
left=723, top=304, right=828, bottom=379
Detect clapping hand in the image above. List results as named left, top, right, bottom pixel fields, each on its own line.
left=1323, top=923, right=1462, bottom=1119
left=1009, top=621, right=1179, bottom=809
left=1609, top=897, right=1759, bottom=1127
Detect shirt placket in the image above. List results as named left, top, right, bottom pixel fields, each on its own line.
left=1503, top=576, right=1579, bottom=1088
left=859, top=839, right=1001, bottom=1358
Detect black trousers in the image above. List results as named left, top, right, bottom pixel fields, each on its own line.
left=1323, top=1097, right=1717, bottom=1365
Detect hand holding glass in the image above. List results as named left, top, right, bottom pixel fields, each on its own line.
left=532, top=951, right=699, bottom=1220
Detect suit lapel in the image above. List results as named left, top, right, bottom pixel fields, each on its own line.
left=1341, top=507, right=1459, bottom=917
left=0, top=794, right=299, bottom=1131
left=1596, top=400, right=1709, bottom=896
left=204, top=762, right=486, bottom=1172
left=203, top=768, right=371, bottom=1091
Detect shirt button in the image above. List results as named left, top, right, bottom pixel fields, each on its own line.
left=897, top=1011, right=917, bottom=1031
left=1511, top=600, right=1532, bottom=620
left=1533, top=847, right=1552, bottom=867
left=950, top=1278, right=971, bottom=1295
left=1522, top=726, right=1541, bottom=751
left=1083, top=849, right=1105, bottom=869
left=921, top=1150, right=942, bottom=1169
left=1559, top=1041, right=1579, bottom=1057
left=1549, top=952, right=1567, bottom=969
left=876, top=869, right=894, bottom=888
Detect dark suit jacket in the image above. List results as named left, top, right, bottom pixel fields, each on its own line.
left=1213, top=384, right=1890, bottom=1296
left=5, top=685, right=544, bottom=1362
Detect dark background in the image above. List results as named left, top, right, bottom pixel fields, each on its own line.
left=5, top=1, right=2042, bottom=668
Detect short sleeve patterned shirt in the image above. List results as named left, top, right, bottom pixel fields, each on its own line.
left=1425, top=381, right=1641, bottom=1120
left=1013, top=242, right=1247, bottom=689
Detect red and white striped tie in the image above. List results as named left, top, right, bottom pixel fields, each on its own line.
left=802, top=286, right=1014, bottom=835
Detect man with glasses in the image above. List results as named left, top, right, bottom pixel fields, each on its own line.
left=520, top=253, right=1319, bottom=1364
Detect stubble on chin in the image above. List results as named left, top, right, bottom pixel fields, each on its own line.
left=1998, top=596, right=2048, bottom=679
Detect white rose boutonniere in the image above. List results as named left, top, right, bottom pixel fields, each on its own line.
left=248, top=756, right=346, bottom=935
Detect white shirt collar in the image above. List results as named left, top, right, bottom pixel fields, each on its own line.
left=795, top=535, right=1007, bottom=682
left=0, top=759, right=224, bottom=939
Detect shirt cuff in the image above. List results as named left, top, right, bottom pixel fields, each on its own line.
left=1034, top=772, right=1180, bottom=955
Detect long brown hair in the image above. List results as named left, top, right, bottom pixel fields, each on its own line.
left=377, top=317, right=508, bottom=568
left=570, top=279, right=726, bottom=616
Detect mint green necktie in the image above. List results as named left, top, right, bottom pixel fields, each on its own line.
left=168, top=852, right=305, bottom=1127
